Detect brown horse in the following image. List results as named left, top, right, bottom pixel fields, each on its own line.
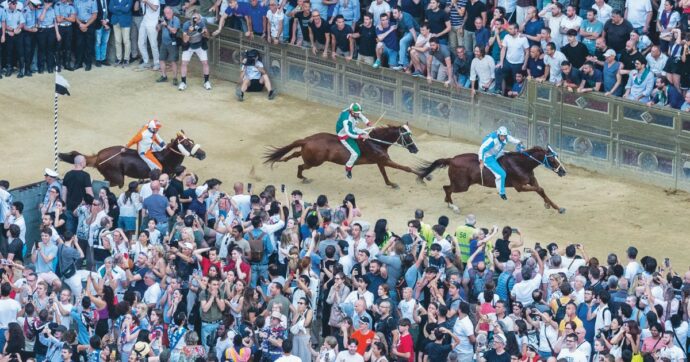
left=59, top=130, right=206, bottom=188
left=264, top=125, right=426, bottom=188
left=416, top=146, right=567, bottom=213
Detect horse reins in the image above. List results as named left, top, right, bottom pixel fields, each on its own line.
left=520, top=148, right=566, bottom=174
left=368, top=128, right=417, bottom=150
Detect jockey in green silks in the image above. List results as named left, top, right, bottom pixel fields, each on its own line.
left=336, top=103, right=372, bottom=179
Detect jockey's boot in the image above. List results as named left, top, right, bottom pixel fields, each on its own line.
left=346, top=170, right=352, bottom=179
left=500, top=194, right=507, bottom=200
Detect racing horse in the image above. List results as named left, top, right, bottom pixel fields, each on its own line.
left=58, top=130, right=206, bottom=188
left=264, top=124, right=427, bottom=188
left=416, top=145, right=567, bottom=213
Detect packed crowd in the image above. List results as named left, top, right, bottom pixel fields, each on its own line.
left=0, top=160, right=688, bottom=362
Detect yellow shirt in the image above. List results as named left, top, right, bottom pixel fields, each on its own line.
left=559, top=316, right=583, bottom=333
left=455, top=224, right=476, bottom=263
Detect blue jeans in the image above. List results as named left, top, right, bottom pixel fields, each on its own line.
left=398, top=32, right=414, bottom=67
left=250, top=263, right=268, bottom=288
left=495, top=62, right=523, bottom=92
left=156, top=222, right=168, bottom=240
left=95, top=27, right=110, bottom=61
left=65, top=210, right=78, bottom=234
left=382, top=45, right=398, bottom=67
left=484, top=155, right=507, bottom=195
left=201, top=321, right=220, bottom=351
left=282, top=4, right=295, bottom=41
left=457, top=74, right=471, bottom=88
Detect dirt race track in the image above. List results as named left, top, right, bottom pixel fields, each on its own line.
left=1, top=68, right=688, bottom=263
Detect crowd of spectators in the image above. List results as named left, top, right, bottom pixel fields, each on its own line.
left=0, top=162, right=689, bottom=362
left=3, top=0, right=690, bottom=105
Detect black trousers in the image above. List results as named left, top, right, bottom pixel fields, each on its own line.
left=74, top=25, right=95, bottom=66
left=57, top=25, right=73, bottom=65
left=36, top=27, right=57, bottom=71
left=5, top=33, right=25, bottom=68
left=23, top=31, right=36, bottom=71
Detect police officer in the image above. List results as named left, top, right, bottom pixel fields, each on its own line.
left=55, top=0, right=76, bottom=70
left=73, top=0, right=97, bottom=70
left=3, top=0, right=27, bottom=78
left=36, top=0, right=60, bottom=73
left=23, top=0, right=40, bottom=77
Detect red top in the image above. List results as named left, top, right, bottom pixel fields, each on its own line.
left=222, top=260, right=251, bottom=284
left=351, top=329, right=375, bottom=356
left=200, top=257, right=222, bottom=276
left=396, top=333, right=414, bottom=362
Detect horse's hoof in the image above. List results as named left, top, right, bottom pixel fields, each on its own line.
left=390, top=183, right=399, bottom=189
left=425, top=175, right=433, bottom=181
left=301, top=178, right=312, bottom=184
left=544, top=203, right=551, bottom=209
left=448, top=204, right=460, bottom=214
left=415, top=177, right=426, bottom=185
left=558, top=207, right=566, bottom=214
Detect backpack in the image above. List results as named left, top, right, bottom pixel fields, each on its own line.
left=554, top=298, right=567, bottom=323
left=468, top=269, right=490, bottom=301
left=248, top=232, right=266, bottom=263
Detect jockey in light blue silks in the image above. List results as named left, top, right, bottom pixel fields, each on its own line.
left=478, top=126, right=524, bottom=200
left=336, top=103, right=372, bottom=179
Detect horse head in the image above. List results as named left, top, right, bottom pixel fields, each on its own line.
left=172, top=130, right=207, bottom=160
left=397, top=123, right=419, bottom=154
left=527, top=145, right=566, bottom=177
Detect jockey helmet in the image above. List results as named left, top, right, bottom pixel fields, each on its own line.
left=497, top=126, right=509, bottom=136
left=349, top=103, right=363, bottom=115
left=148, top=119, right=162, bottom=131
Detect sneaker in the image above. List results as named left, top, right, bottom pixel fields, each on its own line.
left=268, top=89, right=276, bottom=100
left=372, top=59, right=381, bottom=68
left=94, top=60, right=102, bottom=68
left=139, top=62, right=152, bottom=70
left=500, top=194, right=507, bottom=200
left=178, top=82, right=187, bottom=91
left=346, top=170, right=352, bottom=179
left=122, top=60, right=130, bottom=68
left=412, top=71, right=424, bottom=77
left=235, top=88, right=244, bottom=101
left=152, top=64, right=160, bottom=71
left=390, top=65, right=403, bottom=71
left=172, top=78, right=178, bottom=86
left=156, top=76, right=168, bottom=83
left=203, top=81, right=212, bottom=90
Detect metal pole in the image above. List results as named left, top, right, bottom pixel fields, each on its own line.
left=53, top=92, right=59, bottom=172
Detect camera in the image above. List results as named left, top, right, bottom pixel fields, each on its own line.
left=243, top=49, right=260, bottom=66
left=219, top=192, right=226, bottom=198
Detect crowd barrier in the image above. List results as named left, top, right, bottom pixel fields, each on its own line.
left=204, top=27, right=690, bottom=192
left=9, top=180, right=110, bottom=250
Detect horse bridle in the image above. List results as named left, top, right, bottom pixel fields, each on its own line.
left=170, top=134, right=202, bottom=157
left=521, top=145, right=567, bottom=174
left=368, top=126, right=417, bottom=149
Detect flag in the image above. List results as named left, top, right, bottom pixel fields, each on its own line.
left=55, top=73, right=70, bottom=96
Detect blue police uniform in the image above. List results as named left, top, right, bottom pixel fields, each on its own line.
left=55, top=0, right=76, bottom=69
left=36, top=4, right=58, bottom=73
left=73, top=0, right=97, bottom=69
left=22, top=5, right=38, bottom=76
left=3, top=5, right=27, bottom=77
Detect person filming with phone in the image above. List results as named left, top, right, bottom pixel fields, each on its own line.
left=233, top=49, right=276, bottom=101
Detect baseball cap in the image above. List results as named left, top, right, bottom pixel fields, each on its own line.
left=181, top=242, right=194, bottom=250
left=195, top=184, right=208, bottom=197
left=359, top=316, right=371, bottom=325
left=604, top=49, right=616, bottom=58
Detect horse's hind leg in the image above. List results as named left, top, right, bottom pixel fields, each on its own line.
left=282, top=151, right=302, bottom=163
left=376, top=163, right=398, bottom=189
left=297, top=164, right=313, bottom=183
left=443, top=185, right=460, bottom=214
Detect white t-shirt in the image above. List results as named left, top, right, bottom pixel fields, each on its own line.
left=398, top=299, right=417, bottom=322
left=593, top=3, right=613, bottom=24
left=0, top=298, right=21, bottom=328
left=625, top=0, right=652, bottom=28
left=512, top=273, right=543, bottom=305
left=544, top=50, right=567, bottom=83
left=6, top=215, right=26, bottom=243
left=266, top=9, right=284, bottom=38
left=368, top=1, right=390, bottom=26
left=665, top=320, right=689, bottom=350
left=58, top=302, right=74, bottom=329
left=275, top=355, right=302, bottom=362
left=538, top=324, right=558, bottom=353
left=625, top=261, right=643, bottom=281
left=142, top=0, right=160, bottom=26
left=543, top=11, right=564, bottom=48
left=577, top=340, right=592, bottom=361
left=557, top=348, right=588, bottom=362
left=595, top=304, right=612, bottom=331
left=453, top=315, right=475, bottom=354
left=561, top=256, right=586, bottom=277
left=503, top=34, right=529, bottom=64
left=658, top=345, right=686, bottom=362
left=335, top=351, right=365, bottom=362
left=144, top=283, right=162, bottom=306
left=560, top=15, right=583, bottom=46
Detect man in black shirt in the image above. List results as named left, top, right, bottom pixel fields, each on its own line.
left=308, top=10, right=331, bottom=56
left=463, top=0, right=486, bottom=53
left=61, top=155, right=93, bottom=234
left=353, top=13, right=377, bottom=65
left=619, top=39, right=644, bottom=86
left=479, top=333, right=511, bottom=362
left=560, top=29, right=588, bottom=68
left=453, top=45, right=471, bottom=87
left=290, top=1, right=312, bottom=46
left=424, top=0, right=451, bottom=43
left=602, top=9, right=632, bottom=53
left=425, top=328, right=461, bottom=361
left=330, top=15, right=354, bottom=59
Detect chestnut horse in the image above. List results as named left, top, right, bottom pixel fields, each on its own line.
left=264, top=125, right=426, bottom=188
left=416, top=146, right=567, bottom=213
left=58, top=130, right=206, bottom=188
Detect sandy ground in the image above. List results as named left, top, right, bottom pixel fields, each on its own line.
left=1, top=67, right=689, bottom=264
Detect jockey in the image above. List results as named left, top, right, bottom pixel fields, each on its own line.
left=122, top=120, right=167, bottom=170
left=336, top=103, right=372, bottom=179
left=478, top=126, right=524, bottom=200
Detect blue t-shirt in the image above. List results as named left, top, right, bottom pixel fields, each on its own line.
left=143, top=194, right=169, bottom=224
left=376, top=24, right=399, bottom=51
left=36, top=242, right=58, bottom=273
left=468, top=238, right=486, bottom=264
left=527, top=57, right=545, bottom=78
left=511, top=81, right=524, bottom=93
left=161, top=16, right=181, bottom=45
left=581, top=69, right=603, bottom=88
left=225, top=2, right=249, bottom=17
left=523, top=18, right=544, bottom=47
left=245, top=2, right=268, bottom=33
left=581, top=20, right=603, bottom=54
left=474, top=27, right=490, bottom=49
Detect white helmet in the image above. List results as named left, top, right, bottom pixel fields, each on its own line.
left=497, top=126, right=508, bottom=136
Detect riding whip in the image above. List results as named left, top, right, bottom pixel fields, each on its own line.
left=363, top=110, right=388, bottom=132
left=98, top=150, right=124, bottom=166
left=480, top=165, right=484, bottom=186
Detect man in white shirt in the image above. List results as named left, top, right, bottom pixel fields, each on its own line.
left=512, top=249, right=544, bottom=305
left=368, top=0, right=390, bottom=27
left=557, top=333, right=588, bottom=362
left=539, top=3, right=565, bottom=48
left=543, top=42, right=568, bottom=84
left=624, top=246, right=642, bottom=281
left=625, top=0, right=652, bottom=33
left=336, top=339, right=365, bottom=362
left=452, top=302, right=476, bottom=362
left=497, top=23, right=529, bottom=94
left=575, top=327, right=592, bottom=360
left=594, top=290, right=613, bottom=332
left=542, top=254, right=568, bottom=294
left=275, top=339, right=302, bottom=362
left=561, top=244, right=587, bottom=277
left=142, top=271, right=162, bottom=308
left=592, top=0, right=613, bottom=24
left=658, top=331, right=686, bottom=361
left=559, top=5, right=583, bottom=47
left=646, top=45, right=668, bottom=77
left=265, top=0, right=284, bottom=44
left=3, top=202, right=25, bottom=243
left=138, top=0, right=161, bottom=69
left=0, top=282, right=21, bottom=349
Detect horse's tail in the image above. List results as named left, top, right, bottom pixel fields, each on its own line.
left=58, top=151, right=97, bottom=168
left=263, top=139, right=306, bottom=167
left=416, top=158, right=452, bottom=179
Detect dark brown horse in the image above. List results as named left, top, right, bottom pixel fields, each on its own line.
left=416, top=146, right=567, bottom=213
left=59, top=130, right=206, bottom=188
left=264, top=125, right=426, bottom=188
